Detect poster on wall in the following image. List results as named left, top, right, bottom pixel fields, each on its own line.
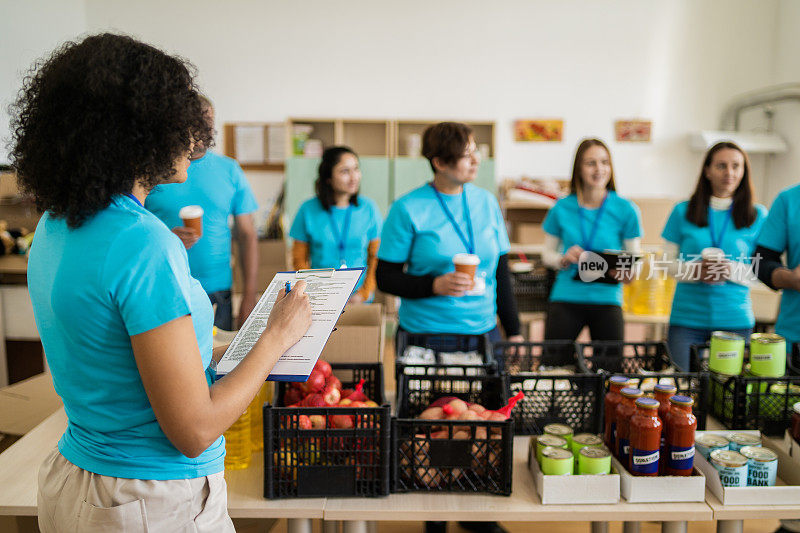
left=514, top=119, right=563, bottom=142
left=614, top=120, right=652, bottom=142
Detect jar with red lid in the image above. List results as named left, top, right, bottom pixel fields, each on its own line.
left=791, top=402, right=800, bottom=444
left=629, top=397, right=662, bottom=476
left=604, top=375, right=630, bottom=447
left=615, top=387, right=643, bottom=466
left=666, top=395, right=697, bottom=476
left=654, top=383, right=676, bottom=473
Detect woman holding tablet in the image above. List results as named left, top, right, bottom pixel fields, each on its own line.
left=290, top=146, right=383, bottom=303
left=541, top=139, right=642, bottom=357
left=662, top=141, right=766, bottom=370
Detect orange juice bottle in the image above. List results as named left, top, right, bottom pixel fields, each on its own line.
left=224, top=407, right=252, bottom=470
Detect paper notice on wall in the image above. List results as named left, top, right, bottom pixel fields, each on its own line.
left=234, top=125, right=266, bottom=164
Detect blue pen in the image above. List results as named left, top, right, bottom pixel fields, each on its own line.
left=285, top=281, right=291, bottom=293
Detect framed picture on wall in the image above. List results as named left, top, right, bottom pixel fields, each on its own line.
left=514, top=119, right=563, bottom=142
left=614, top=120, right=652, bottom=142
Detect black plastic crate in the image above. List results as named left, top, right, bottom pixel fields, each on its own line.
left=691, top=344, right=800, bottom=435
left=275, top=362, right=384, bottom=408
left=791, top=343, right=800, bottom=374
left=511, top=267, right=556, bottom=313
left=264, top=363, right=390, bottom=499
left=494, top=341, right=603, bottom=435
left=396, top=371, right=510, bottom=420
left=391, top=418, right=514, bottom=495
left=579, top=341, right=709, bottom=430
left=394, top=331, right=494, bottom=381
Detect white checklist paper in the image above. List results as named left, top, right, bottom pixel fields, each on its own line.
left=215, top=268, right=363, bottom=380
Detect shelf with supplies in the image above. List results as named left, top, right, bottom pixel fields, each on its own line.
left=222, top=122, right=286, bottom=171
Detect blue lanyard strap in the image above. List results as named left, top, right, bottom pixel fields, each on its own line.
left=577, top=193, right=608, bottom=251
left=431, top=183, right=475, bottom=255
left=124, top=193, right=143, bottom=207
left=708, top=204, right=733, bottom=249
left=327, top=205, right=352, bottom=265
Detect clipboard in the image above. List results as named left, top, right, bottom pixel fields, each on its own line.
left=215, top=267, right=365, bottom=381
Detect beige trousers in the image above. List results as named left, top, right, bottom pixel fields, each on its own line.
left=37, top=448, right=234, bottom=532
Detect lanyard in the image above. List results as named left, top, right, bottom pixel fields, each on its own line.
left=708, top=205, right=733, bottom=249
left=577, top=193, right=608, bottom=251
left=431, top=183, right=475, bottom=255
left=124, top=193, right=143, bottom=207
left=328, top=205, right=352, bottom=267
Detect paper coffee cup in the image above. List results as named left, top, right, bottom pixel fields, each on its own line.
left=179, top=205, right=204, bottom=237
left=453, top=253, right=480, bottom=286
left=701, top=247, right=725, bottom=262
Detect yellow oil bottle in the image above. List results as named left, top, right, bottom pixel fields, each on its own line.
left=249, top=382, right=271, bottom=452
left=224, top=407, right=252, bottom=470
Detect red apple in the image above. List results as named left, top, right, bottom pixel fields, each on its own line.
left=309, top=415, right=327, bottom=429
left=283, top=387, right=303, bottom=406
left=331, top=414, right=354, bottom=429
left=323, top=386, right=341, bottom=406
left=364, top=400, right=378, bottom=407
left=338, top=398, right=352, bottom=407
left=298, top=415, right=312, bottom=430
left=340, top=388, right=355, bottom=399
left=300, top=369, right=326, bottom=394
left=349, top=400, right=366, bottom=408
left=314, top=359, right=333, bottom=378
left=326, top=375, right=342, bottom=391
left=301, top=393, right=326, bottom=407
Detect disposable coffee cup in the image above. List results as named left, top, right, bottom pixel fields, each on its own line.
left=179, top=205, right=204, bottom=237
left=701, top=247, right=725, bottom=262
left=453, top=253, right=480, bottom=288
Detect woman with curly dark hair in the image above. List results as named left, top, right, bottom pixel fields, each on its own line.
left=11, top=33, right=312, bottom=531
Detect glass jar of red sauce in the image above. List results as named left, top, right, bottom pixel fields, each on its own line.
left=654, top=383, right=676, bottom=474
left=791, top=402, right=800, bottom=444
left=666, top=395, right=697, bottom=476
left=629, top=397, right=662, bottom=476
left=604, top=375, right=631, bottom=447
left=615, top=387, right=643, bottom=465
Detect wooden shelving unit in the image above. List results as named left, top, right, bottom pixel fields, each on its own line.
left=286, top=118, right=392, bottom=157
left=222, top=122, right=285, bottom=171
left=394, top=120, right=495, bottom=157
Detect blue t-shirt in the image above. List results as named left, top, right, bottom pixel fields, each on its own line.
left=289, top=197, right=382, bottom=291
left=757, top=184, right=800, bottom=343
left=27, top=196, right=225, bottom=480
left=145, top=151, right=258, bottom=293
left=378, top=182, right=510, bottom=334
left=662, top=201, right=767, bottom=330
left=542, top=192, right=642, bottom=306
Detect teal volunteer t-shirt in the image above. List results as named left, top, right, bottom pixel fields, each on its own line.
left=757, top=184, right=800, bottom=344
left=27, top=196, right=225, bottom=480
left=542, top=192, right=642, bottom=306
left=145, top=151, right=258, bottom=293
left=378, top=182, right=510, bottom=334
left=289, top=196, right=383, bottom=291
left=662, top=201, right=767, bottom=330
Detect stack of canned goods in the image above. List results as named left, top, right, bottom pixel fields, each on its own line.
left=697, top=432, right=779, bottom=487
left=535, top=423, right=612, bottom=476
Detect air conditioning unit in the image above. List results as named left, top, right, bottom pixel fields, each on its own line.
left=688, top=131, right=788, bottom=154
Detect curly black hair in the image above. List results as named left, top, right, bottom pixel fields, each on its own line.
left=9, top=33, right=212, bottom=227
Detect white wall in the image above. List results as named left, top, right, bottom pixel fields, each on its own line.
left=2, top=0, right=791, bottom=203
left=0, top=0, right=86, bottom=165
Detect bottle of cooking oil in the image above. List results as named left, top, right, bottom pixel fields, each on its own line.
left=224, top=407, right=252, bottom=470
left=631, top=251, right=667, bottom=316
left=249, top=381, right=271, bottom=452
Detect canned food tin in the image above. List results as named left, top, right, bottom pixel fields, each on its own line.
left=710, top=449, right=748, bottom=487
left=749, top=333, right=786, bottom=377
left=728, top=433, right=761, bottom=453
left=536, top=435, right=568, bottom=465
left=541, top=446, right=574, bottom=475
left=709, top=331, right=745, bottom=375
left=740, top=446, right=778, bottom=487
left=571, top=433, right=604, bottom=456
left=695, top=434, right=729, bottom=460
left=544, top=423, right=574, bottom=447
left=578, top=446, right=612, bottom=475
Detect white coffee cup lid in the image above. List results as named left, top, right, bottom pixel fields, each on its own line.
left=453, top=253, right=480, bottom=265
left=179, top=205, right=204, bottom=218
left=701, top=247, right=724, bottom=260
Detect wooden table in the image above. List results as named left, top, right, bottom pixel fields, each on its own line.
left=0, top=409, right=325, bottom=533
left=325, top=437, right=712, bottom=533
left=705, top=489, right=800, bottom=533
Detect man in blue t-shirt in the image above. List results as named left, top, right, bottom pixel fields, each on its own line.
left=146, top=97, right=259, bottom=329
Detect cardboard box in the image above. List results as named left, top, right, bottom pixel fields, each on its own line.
left=785, top=430, right=800, bottom=461
left=612, top=455, right=705, bottom=502
left=0, top=372, right=62, bottom=436
left=696, top=430, right=800, bottom=505
left=527, top=437, right=620, bottom=504
left=232, top=239, right=288, bottom=294
left=320, top=303, right=384, bottom=364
